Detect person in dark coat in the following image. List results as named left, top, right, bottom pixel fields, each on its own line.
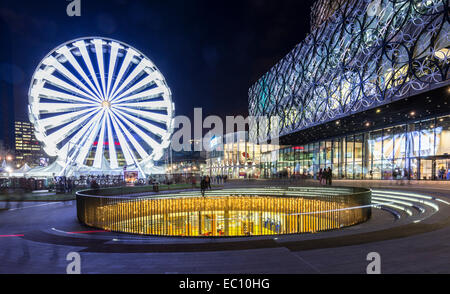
left=200, top=177, right=206, bottom=197
left=326, top=167, right=333, bottom=186
left=91, top=179, right=100, bottom=190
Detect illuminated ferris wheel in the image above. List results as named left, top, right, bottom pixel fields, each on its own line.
left=28, top=37, right=174, bottom=174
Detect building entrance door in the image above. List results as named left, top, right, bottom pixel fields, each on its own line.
left=436, top=158, right=450, bottom=180
left=420, top=159, right=434, bottom=180
left=420, top=155, right=450, bottom=180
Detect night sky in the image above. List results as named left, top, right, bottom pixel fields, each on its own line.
left=0, top=0, right=315, bottom=145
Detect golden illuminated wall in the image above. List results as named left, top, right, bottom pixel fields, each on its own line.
left=77, top=187, right=371, bottom=237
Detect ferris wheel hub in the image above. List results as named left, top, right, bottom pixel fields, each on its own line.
left=101, top=100, right=111, bottom=109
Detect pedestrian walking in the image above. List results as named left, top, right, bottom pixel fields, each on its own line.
left=327, top=167, right=332, bottom=186
left=322, top=169, right=327, bottom=185
left=200, top=176, right=206, bottom=197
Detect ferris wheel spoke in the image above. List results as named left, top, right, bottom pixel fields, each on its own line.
left=92, top=39, right=107, bottom=99
left=39, top=107, right=99, bottom=130
left=110, top=74, right=158, bottom=102
left=109, top=112, right=136, bottom=166
left=109, top=111, right=149, bottom=160
left=74, top=111, right=105, bottom=165
left=34, top=69, right=99, bottom=103
left=112, top=86, right=166, bottom=104
left=113, top=107, right=167, bottom=137
left=116, top=100, right=169, bottom=111
left=106, top=112, right=119, bottom=169
left=109, top=58, right=151, bottom=100
left=115, top=106, right=170, bottom=126
left=42, top=56, right=101, bottom=102
left=46, top=108, right=101, bottom=146
left=56, top=46, right=103, bottom=101
left=61, top=110, right=104, bottom=163
left=106, top=41, right=123, bottom=99
left=109, top=48, right=138, bottom=101
left=32, top=87, right=98, bottom=104
left=92, top=112, right=107, bottom=169
left=59, top=125, right=93, bottom=160
left=73, top=40, right=105, bottom=99
left=37, top=102, right=96, bottom=114
left=112, top=110, right=160, bottom=152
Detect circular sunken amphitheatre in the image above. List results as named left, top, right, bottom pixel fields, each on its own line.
left=76, top=187, right=372, bottom=237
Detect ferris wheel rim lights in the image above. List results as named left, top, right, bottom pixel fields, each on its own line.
left=28, top=37, right=174, bottom=173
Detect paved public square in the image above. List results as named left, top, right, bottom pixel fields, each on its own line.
left=1, top=181, right=449, bottom=274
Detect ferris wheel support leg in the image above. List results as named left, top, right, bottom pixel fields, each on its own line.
left=132, top=158, right=147, bottom=179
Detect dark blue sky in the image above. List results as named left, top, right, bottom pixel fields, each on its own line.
left=0, top=0, right=315, bottom=144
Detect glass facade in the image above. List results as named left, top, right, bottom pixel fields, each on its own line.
left=205, top=132, right=278, bottom=179
left=206, top=114, right=450, bottom=181
left=258, top=114, right=450, bottom=181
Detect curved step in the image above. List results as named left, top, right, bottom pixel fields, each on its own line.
left=371, top=189, right=448, bottom=221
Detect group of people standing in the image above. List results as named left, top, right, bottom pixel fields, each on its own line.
left=318, top=167, right=333, bottom=186
left=54, top=176, right=75, bottom=193
left=438, top=167, right=450, bottom=180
